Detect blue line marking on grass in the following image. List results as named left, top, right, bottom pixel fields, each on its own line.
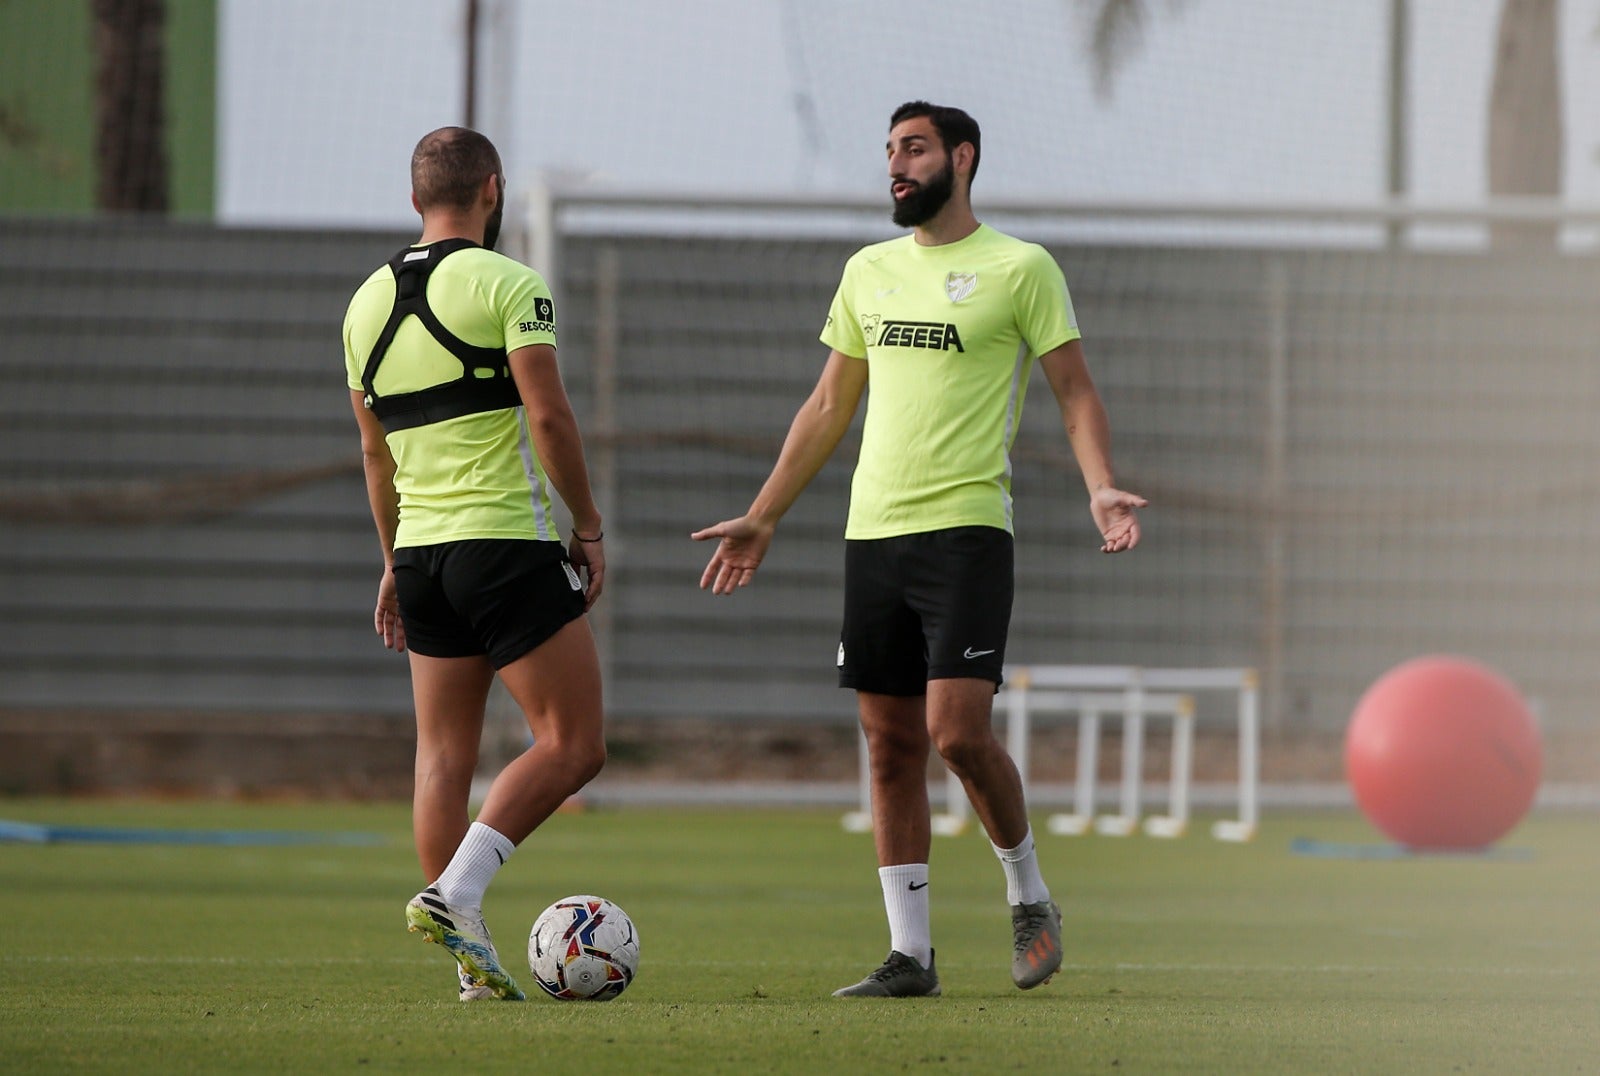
left=1290, top=837, right=1533, bottom=861
left=0, top=819, right=387, bottom=847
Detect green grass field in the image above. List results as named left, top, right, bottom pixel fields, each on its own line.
left=1, top=798, right=1595, bottom=1074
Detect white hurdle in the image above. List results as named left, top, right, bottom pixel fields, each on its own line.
left=1046, top=690, right=1197, bottom=839
left=932, top=684, right=1194, bottom=837
left=1027, top=665, right=1260, bottom=842
left=839, top=664, right=1260, bottom=842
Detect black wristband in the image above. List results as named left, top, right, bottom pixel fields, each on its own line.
left=572, top=530, right=604, bottom=543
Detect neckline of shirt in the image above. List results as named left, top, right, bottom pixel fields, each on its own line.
left=904, top=223, right=990, bottom=257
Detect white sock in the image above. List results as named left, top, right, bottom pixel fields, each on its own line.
left=992, top=827, right=1051, bottom=906
left=433, top=821, right=516, bottom=909
left=878, top=863, right=932, bottom=968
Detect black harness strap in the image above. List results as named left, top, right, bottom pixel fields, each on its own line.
left=360, top=238, right=521, bottom=433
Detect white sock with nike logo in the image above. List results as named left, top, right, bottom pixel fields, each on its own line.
left=992, top=827, right=1051, bottom=906
left=434, top=821, right=516, bottom=910
left=878, top=863, right=932, bottom=968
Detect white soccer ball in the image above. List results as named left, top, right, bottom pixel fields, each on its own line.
left=527, top=895, right=639, bottom=1001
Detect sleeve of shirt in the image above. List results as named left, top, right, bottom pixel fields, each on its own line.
left=344, top=268, right=397, bottom=391
left=818, top=254, right=867, bottom=359
left=342, top=300, right=365, bottom=391
left=493, top=260, right=559, bottom=352
left=1011, top=243, right=1081, bottom=358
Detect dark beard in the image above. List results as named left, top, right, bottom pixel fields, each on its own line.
left=482, top=177, right=505, bottom=251
left=891, top=160, right=955, bottom=228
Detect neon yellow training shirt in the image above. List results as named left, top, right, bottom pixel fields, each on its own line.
left=819, top=224, right=1081, bottom=540
left=343, top=244, right=561, bottom=548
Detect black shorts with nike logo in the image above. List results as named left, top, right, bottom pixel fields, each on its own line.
left=837, top=525, right=1013, bottom=696
left=392, top=538, right=586, bottom=669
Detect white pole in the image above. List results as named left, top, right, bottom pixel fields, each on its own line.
left=1076, top=708, right=1098, bottom=821
left=1144, top=695, right=1194, bottom=838
left=1172, top=698, right=1193, bottom=826
left=1212, top=669, right=1260, bottom=842
left=1240, top=675, right=1260, bottom=828
left=1045, top=707, right=1099, bottom=836
left=1124, top=687, right=1145, bottom=821
left=1007, top=673, right=1030, bottom=798
left=841, top=726, right=872, bottom=832
left=523, top=180, right=557, bottom=289
left=1096, top=676, right=1144, bottom=837
left=933, top=764, right=968, bottom=836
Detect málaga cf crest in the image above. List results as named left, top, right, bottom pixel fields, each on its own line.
left=945, top=271, right=977, bottom=302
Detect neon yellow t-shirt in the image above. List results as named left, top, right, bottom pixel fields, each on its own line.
left=343, top=244, right=561, bottom=548
left=819, top=224, right=1081, bottom=539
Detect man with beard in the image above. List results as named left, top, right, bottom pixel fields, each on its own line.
left=344, top=126, right=608, bottom=1001
left=694, top=101, right=1145, bottom=996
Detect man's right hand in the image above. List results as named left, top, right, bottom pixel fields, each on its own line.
left=566, top=532, right=606, bottom=610
left=691, top=516, right=776, bottom=595
left=375, top=566, right=406, bottom=652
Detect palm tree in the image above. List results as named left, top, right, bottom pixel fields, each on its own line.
left=1078, top=0, right=1564, bottom=249
left=1486, top=0, right=1561, bottom=247
left=1082, top=0, right=1184, bottom=101
left=93, top=0, right=168, bottom=213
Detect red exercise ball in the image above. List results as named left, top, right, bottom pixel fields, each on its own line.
left=1344, top=655, right=1542, bottom=850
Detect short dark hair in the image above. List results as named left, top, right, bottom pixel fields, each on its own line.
left=889, top=101, right=981, bottom=181
left=410, top=127, right=502, bottom=211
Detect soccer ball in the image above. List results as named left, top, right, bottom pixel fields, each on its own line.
left=527, top=895, right=639, bottom=1000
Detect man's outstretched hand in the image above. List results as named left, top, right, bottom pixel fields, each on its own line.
left=692, top=516, right=776, bottom=595
left=1091, top=488, right=1148, bottom=553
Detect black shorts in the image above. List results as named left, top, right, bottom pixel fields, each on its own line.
left=392, top=539, right=586, bottom=668
left=837, top=525, right=1014, bottom=696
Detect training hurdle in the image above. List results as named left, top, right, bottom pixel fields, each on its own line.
left=1042, top=688, right=1196, bottom=839
left=840, top=665, right=1260, bottom=842
left=934, top=684, right=1195, bottom=839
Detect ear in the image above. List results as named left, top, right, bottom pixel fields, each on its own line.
left=952, top=142, right=976, bottom=181
left=410, top=190, right=423, bottom=215
left=482, top=172, right=501, bottom=207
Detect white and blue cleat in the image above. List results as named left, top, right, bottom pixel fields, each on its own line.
left=405, top=885, right=525, bottom=1001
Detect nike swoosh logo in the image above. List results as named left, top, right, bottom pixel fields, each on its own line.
left=963, top=648, right=996, bottom=659
left=876, top=287, right=900, bottom=297
left=908, top=881, right=929, bottom=891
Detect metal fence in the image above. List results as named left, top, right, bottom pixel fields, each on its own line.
left=4, top=198, right=1599, bottom=732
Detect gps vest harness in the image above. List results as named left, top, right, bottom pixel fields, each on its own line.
left=360, top=238, right=521, bottom=433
